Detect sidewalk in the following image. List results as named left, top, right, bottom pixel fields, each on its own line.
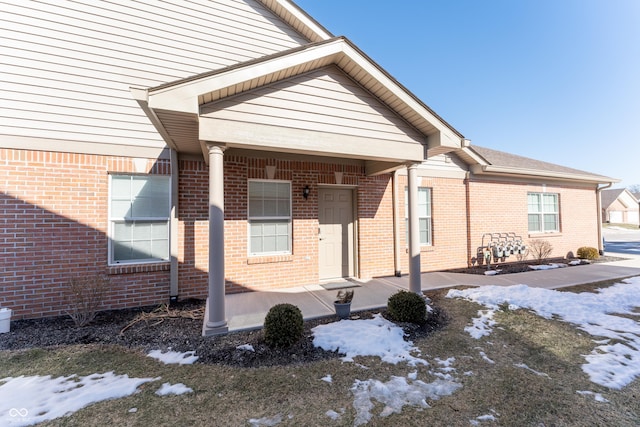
left=225, top=253, right=640, bottom=332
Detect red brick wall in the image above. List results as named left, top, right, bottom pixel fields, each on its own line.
left=397, top=175, right=469, bottom=272
left=467, top=179, right=599, bottom=261
left=0, top=148, right=171, bottom=319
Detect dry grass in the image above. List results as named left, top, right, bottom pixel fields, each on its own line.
left=2, top=282, right=640, bottom=426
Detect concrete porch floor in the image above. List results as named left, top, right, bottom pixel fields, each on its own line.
left=225, top=253, right=640, bottom=333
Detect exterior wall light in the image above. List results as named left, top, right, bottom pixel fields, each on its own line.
left=303, top=185, right=310, bottom=199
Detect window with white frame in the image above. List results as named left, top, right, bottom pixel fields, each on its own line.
left=528, top=192, right=559, bottom=233
left=248, top=180, right=291, bottom=255
left=109, top=174, right=170, bottom=264
left=405, top=187, right=432, bottom=245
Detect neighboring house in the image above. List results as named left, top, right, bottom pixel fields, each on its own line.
left=0, top=0, right=616, bottom=333
left=601, top=189, right=640, bottom=225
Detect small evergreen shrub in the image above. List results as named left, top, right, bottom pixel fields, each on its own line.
left=577, top=246, right=599, bottom=260
left=263, top=303, right=304, bottom=348
left=387, top=291, right=427, bottom=325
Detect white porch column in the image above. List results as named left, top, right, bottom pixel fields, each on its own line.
left=407, top=163, right=422, bottom=294
left=202, top=144, right=228, bottom=336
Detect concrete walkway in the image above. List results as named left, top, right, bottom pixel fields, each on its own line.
left=226, top=253, right=640, bottom=332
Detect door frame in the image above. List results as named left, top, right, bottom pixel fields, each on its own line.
left=317, top=184, right=359, bottom=280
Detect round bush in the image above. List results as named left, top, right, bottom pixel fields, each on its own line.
left=387, top=291, right=427, bottom=325
left=577, top=246, right=599, bottom=260
left=263, top=303, right=304, bottom=348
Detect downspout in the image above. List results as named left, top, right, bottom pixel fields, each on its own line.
left=169, top=149, right=179, bottom=301
left=596, top=182, right=613, bottom=255
left=392, top=169, right=402, bottom=276
left=464, top=171, right=472, bottom=267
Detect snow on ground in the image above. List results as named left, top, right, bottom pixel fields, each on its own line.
left=0, top=372, right=158, bottom=427
left=465, top=310, right=496, bottom=339
left=351, top=376, right=462, bottom=426
left=147, top=349, right=199, bottom=365
left=236, top=344, right=255, bottom=352
left=528, top=263, right=568, bottom=270
left=312, top=313, right=427, bottom=366
left=312, top=314, right=462, bottom=424
left=447, top=278, right=640, bottom=389
left=155, top=382, right=193, bottom=396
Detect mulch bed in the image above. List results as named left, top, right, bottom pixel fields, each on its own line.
left=0, top=300, right=447, bottom=368
left=444, top=255, right=626, bottom=275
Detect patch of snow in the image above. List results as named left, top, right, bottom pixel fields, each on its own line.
left=0, top=372, right=158, bottom=426
left=470, top=413, right=497, bottom=424
left=465, top=310, right=496, bottom=339
left=476, top=350, right=495, bottom=364
left=351, top=376, right=461, bottom=426
left=155, top=382, right=193, bottom=396
left=320, top=374, right=332, bottom=383
left=514, top=363, right=549, bottom=378
left=312, top=314, right=427, bottom=366
left=128, top=407, right=138, bottom=413
left=447, top=279, right=640, bottom=389
left=576, top=390, right=609, bottom=403
left=236, top=344, right=255, bottom=352
left=325, top=409, right=343, bottom=420
left=147, top=349, right=198, bottom=365
left=407, top=371, right=418, bottom=380
left=569, top=260, right=582, bottom=266
left=248, top=413, right=283, bottom=426
left=484, top=270, right=500, bottom=276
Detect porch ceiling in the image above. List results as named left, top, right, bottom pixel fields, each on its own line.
left=132, top=37, right=465, bottom=171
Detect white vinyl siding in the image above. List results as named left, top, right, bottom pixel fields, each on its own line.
left=109, top=175, right=171, bottom=264
left=0, top=0, right=308, bottom=151
left=201, top=66, right=425, bottom=145
left=405, top=187, right=432, bottom=245
left=528, top=192, right=559, bottom=233
left=248, top=180, right=292, bottom=255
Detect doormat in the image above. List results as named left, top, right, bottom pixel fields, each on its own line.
left=320, top=281, right=361, bottom=291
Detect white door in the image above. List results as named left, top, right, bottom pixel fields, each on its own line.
left=318, top=188, right=354, bottom=280
left=609, top=211, right=623, bottom=223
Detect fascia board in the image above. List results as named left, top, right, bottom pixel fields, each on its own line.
left=265, top=0, right=333, bottom=41
left=472, top=164, right=619, bottom=184
left=340, top=41, right=463, bottom=146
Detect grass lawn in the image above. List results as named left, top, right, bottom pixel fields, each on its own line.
left=2, top=282, right=640, bottom=426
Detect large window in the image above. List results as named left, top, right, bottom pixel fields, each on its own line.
left=528, top=192, right=559, bottom=233
left=109, top=174, right=171, bottom=264
left=248, top=180, right=291, bottom=255
left=405, top=187, right=432, bottom=245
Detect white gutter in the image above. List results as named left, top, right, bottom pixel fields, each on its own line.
left=596, top=182, right=614, bottom=255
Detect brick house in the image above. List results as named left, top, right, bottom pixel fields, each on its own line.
left=601, top=188, right=639, bottom=226
left=0, top=0, right=615, bottom=333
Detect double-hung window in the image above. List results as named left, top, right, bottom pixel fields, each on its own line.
left=248, top=180, right=291, bottom=255
left=405, top=187, right=432, bottom=245
left=528, top=192, right=559, bottom=233
left=109, top=174, right=171, bottom=264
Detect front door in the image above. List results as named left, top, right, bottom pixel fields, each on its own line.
left=318, top=188, right=354, bottom=280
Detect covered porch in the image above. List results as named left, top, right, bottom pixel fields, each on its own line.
left=132, top=37, right=464, bottom=335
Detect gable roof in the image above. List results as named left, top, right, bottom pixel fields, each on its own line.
left=134, top=36, right=465, bottom=165
left=457, top=145, right=617, bottom=185
left=601, top=188, right=639, bottom=209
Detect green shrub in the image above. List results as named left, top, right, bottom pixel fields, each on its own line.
left=577, top=246, right=599, bottom=260
left=263, top=303, right=304, bottom=348
left=387, top=291, right=427, bottom=325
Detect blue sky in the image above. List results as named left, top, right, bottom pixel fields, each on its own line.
left=295, top=0, right=640, bottom=188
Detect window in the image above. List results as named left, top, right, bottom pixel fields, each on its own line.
left=528, top=192, right=559, bottom=233
left=405, top=187, right=432, bottom=245
left=109, top=174, right=170, bottom=264
left=248, top=180, right=291, bottom=255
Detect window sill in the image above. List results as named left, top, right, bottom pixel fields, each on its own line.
left=247, top=254, right=294, bottom=265
left=107, top=262, right=171, bottom=275
left=528, top=232, right=562, bottom=238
